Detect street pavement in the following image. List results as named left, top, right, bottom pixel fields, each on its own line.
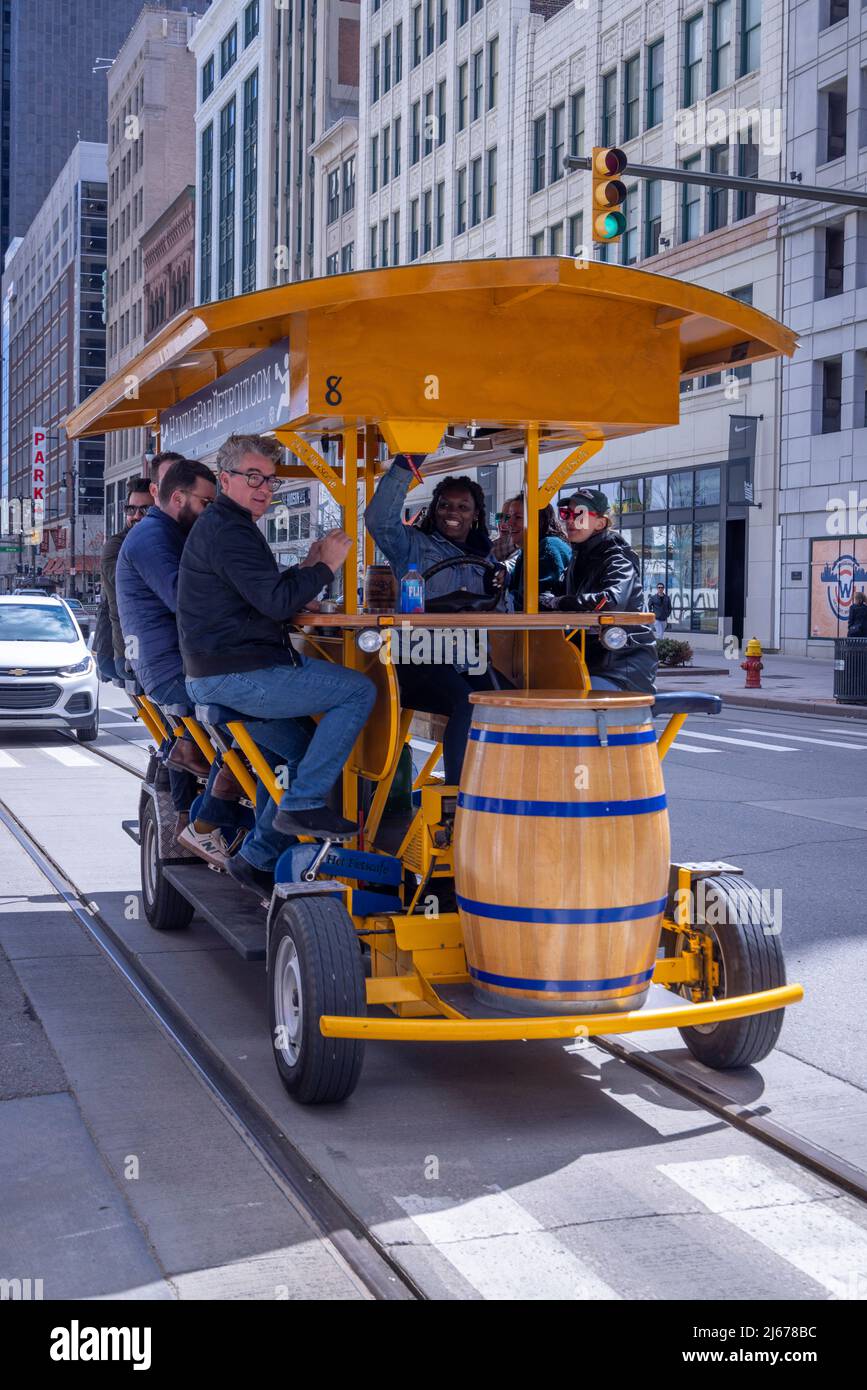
left=1, top=684, right=867, bottom=1300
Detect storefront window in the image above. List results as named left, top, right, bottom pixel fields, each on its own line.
left=668, top=523, right=694, bottom=628
left=646, top=473, right=668, bottom=511
left=620, top=476, right=644, bottom=512
left=695, top=466, right=721, bottom=507
left=668, top=470, right=693, bottom=509
left=692, top=522, right=720, bottom=632
left=644, top=524, right=669, bottom=593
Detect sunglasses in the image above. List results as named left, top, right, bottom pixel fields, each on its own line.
left=125, top=504, right=151, bottom=515
left=558, top=505, right=601, bottom=520
left=224, top=468, right=282, bottom=492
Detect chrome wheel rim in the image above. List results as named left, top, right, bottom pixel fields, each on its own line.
left=143, top=815, right=157, bottom=907
left=274, top=935, right=303, bottom=1066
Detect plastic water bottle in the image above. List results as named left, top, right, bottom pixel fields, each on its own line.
left=400, top=563, right=425, bottom=613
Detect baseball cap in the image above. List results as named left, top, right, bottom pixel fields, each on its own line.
left=562, top=486, right=611, bottom=516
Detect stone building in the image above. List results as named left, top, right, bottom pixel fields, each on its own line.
left=142, top=186, right=195, bottom=341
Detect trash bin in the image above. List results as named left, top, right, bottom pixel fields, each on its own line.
left=834, top=637, right=867, bottom=705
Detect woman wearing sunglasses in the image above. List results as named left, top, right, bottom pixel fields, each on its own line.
left=548, top=486, right=657, bottom=694
left=495, top=496, right=571, bottom=610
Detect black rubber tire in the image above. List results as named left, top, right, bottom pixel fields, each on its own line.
left=75, top=709, right=99, bottom=742
left=676, top=874, right=786, bottom=1069
left=268, top=895, right=365, bottom=1105
left=140, top=796, right=194, bottom=932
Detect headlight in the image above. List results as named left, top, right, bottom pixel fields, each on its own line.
left=600, top=626, right=627, bottom=651
left=356, top=628, right=384, bottom=653
left=59, top=655, right=94, bottom=676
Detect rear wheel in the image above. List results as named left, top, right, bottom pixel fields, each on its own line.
left=673, top=874, right=785, bottom=1069
left=268, top=895, right=365, bottom=1104
left=140, top=796, right=194, bottom=932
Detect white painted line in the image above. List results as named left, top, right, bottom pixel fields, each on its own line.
left=398, top=1189, right=620, bottom=1300
left=410, top=737, right=439, bottom=753
left=818, top=726, right=867, bottom=738
left=659, top=1154, right=867, bottom=1300
left=674, top=731, right=796, bottom=752
left=0, top=750, right=22, bottom=768
left=37, top=746, right=101, bottom=768
left=670, top=742, right=720, bottom=754
left=728, top=727, right=867, bottom=750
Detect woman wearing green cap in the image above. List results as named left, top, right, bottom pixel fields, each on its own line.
left=548, top=486, right=657, bottom=693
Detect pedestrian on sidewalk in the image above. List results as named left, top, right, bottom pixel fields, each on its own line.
left=848, top=591, right=867, bottom=638
left=648, top=583, right=672, bottom=640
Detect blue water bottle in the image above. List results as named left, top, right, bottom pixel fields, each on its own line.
left=400, top=563, right=425, bottom=613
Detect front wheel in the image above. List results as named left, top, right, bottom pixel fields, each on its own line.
left=76, top=708, right=99, bottom=742
left=140, top=796, right=194, bottom=932
left=674, top=874, right=786, bottom=1070
left=268, top=895, right=365, bottom=1104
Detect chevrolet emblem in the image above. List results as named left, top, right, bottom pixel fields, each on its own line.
left=9, top=669, right=29, bottom=676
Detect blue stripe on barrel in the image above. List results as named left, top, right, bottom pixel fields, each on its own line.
left=456, top=894, right=668, bottom=924
left=469, top=728, right=656, bottom=748
left=469, top=965, right=655, bottom=993
left=457, top=792, right=667, bottom=818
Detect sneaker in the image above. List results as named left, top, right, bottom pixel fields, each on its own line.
left=177, top=823, right=231, bottom=870
left=226, top=852, right=274, bottom=900
left=167, top=737, right=211, bottom=777
left=272, top=806, right=358, bottom=840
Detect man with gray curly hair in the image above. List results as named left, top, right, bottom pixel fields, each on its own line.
left=177, top=433, right=376, bottom=896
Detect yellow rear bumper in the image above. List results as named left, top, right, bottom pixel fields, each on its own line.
left=319, top=983, right=803, bottom=1042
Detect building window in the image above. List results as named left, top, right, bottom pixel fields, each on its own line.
left=423, top=189, right=433, bottom=252
left=383, top=32, right=392, bottom=92
left=380, top=218, right=389, bottom=268
left=532, top=115, right=546, bottom=193
left=569, top=212, right=584, bottom=256
left=438, top=0, right=448, bottom=46
left=437, top=79, right=447, bottom=145
left=425, top=0, right=435, bottom=56
left=199, top=126, right=213, bottom=302
left=240, top=71, right=258, bottom=293
left=371, top=133, right=379, bottom=192
left=412, top=5, right=422, bottom=66
left=382, top=124, right=391, bottom=183
left=472, top=50, right=483, bottom=121
left=683, top=14, right=704, bottom=107
left=469, top=156, right=482, bottom=226
left=411, top=102, right=420, bottom=163
left=549, top=222, right=564, bottom=255
left=601, top=71, right=617, bottom=145
left=393, top=117, right=402, bottom=176
left=824, top=225, right=845, bottom=297
left=711, top=0, right=732, bottom=92
left=455, top=168, right=467, bottom=233
left=570, top=89, right=585, bottom=157
left=459, top=0, right=469, bottom=24
left=457, top=63, right=468, bottom=131
left=739, top=0, right=761, bottom=77
left=341, top=242, right=354, bottom=272
left=202, top=55, right=215, bottom=102
left=644, top=178, right=661, bottom=257
left=220, top=25, right=238, bottom=78
left=326, top=252, right=339, bottom=276
left=411, top=199, right=420, bottom=259
left=621, top=187, right=638, bottom=265
left=244, top=0, right=259, bottom=47
left=424, top=90, right=434, bottom=156
left=681, top=155, right=701, bottom=242
left=487, top=36, right=499, bottom=110
left=370, top=225, right=378, bottom=269
left=395, top=22, right=403, bottom=83
left=825, top=84, right=847, bottom=163
left=218, top=98, right=236, bottom=299
left=646, top=40, right=664, bottom=129
left=549, top=103, right=565, bottom=183
left=486, top=146, right=497, bottom=218
left=708, top=145, right=729, bottom=230
left=342, top=156, right=356, bottom=214
left=736, top=141, right=758, bottom=217
left=623, top=55, right=640, bottom=141
left=392, top=210, right=400, bottom=264
left=821, top=358, right=843, bottom=433
left=435, top=181, right=445, bottom=246
left=825, top=0, right=849, bottom=25
left=372, top=43, right=380, bottom=102
left=530, top=232, right=544, bottom=256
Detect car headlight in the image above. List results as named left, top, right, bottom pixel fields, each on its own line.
left=58, top=655, right=94, bottom=676
left=356, top=628, right=384, bottom=653
left=600, top=626, right=627, bottom=651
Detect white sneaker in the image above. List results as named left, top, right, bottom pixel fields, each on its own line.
left=177, top=823, right=231, bottom=869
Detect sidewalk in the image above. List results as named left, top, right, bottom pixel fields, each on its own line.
left=657, top=647, right=867, bottom=719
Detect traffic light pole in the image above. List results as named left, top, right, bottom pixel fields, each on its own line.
left=564, top=155, right=867, bottom=212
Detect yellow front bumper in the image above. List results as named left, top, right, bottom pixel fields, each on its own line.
left=319, top=983, right=803, bottom=1042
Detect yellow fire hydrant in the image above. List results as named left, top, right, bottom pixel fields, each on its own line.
left=741, top=636, right=763, bottom=688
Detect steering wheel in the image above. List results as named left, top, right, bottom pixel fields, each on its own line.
left=421, top=556, right=505, bottom=613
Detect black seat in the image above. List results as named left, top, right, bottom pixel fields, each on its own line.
left=110, top=677, right=126, bottom=689
left=652, top=692, right=721, bottom=717
left=195, top=702, right=247, bottom=726
left=124, top=677, right=145, bottom=697
left=163, top=701, right=194, bottom=718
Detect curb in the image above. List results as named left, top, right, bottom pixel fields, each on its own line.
left=718, top=692, right=867, bottom=719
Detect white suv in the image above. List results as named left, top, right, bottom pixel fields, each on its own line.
left=0, top=596, right=99, bottom=741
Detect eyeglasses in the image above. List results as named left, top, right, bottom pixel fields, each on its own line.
left=125, top=504, right=151, bottom=515
left=558, top=506, right=600, bottom=521
left=223, top=468, right=282, bottom=492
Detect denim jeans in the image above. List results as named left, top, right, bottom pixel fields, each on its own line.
left=148, top=674, right=197, bottom=813
left=187, top=654, right=376, bottom=836
left=395, top=662, right=513, bottom=785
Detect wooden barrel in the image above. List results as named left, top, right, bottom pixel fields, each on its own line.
left=453, top=690, right=670, bottom=1015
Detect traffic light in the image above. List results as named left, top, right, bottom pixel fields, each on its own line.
left=591, top=147, right=628, bottom=244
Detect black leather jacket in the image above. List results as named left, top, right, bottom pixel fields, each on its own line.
left=556, top=529, right=657, bottom=692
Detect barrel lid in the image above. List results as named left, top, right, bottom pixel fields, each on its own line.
left=469, top=689, right=654, bottom=710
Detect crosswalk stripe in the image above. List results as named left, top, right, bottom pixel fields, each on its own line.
left=659, top=1154, right=867, bottom=1300
left=728, top=727, right=867, bottom=750
left=670, top=731, right=796, bottom=752
left=818, top=726, right=867, bottom=738
left=0, top=750, right=22, bottom=768
left=397, top=1189, right=620, bottom=1300
left=670, top=742, right=719, bottom=754
left=37, top=746, right=101, bottom=768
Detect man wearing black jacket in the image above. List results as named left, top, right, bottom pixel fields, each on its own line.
left=178, top=434, right=375, bottom=892
left=550, top=486, right=657, bottom=693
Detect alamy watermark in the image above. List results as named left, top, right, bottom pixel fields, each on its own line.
left=674, top=100, right=782, bottom=156
left=379, top=621, right=488, bottom=676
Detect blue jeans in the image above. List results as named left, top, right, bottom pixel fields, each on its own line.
left=148, top=674, right=197, bottom=813
left=187, top=657, right=376, bottom=857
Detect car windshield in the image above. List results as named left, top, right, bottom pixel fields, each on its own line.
left=0, top=605, right=79, bottom=642
left=65, top=599, right=82, bottom=609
